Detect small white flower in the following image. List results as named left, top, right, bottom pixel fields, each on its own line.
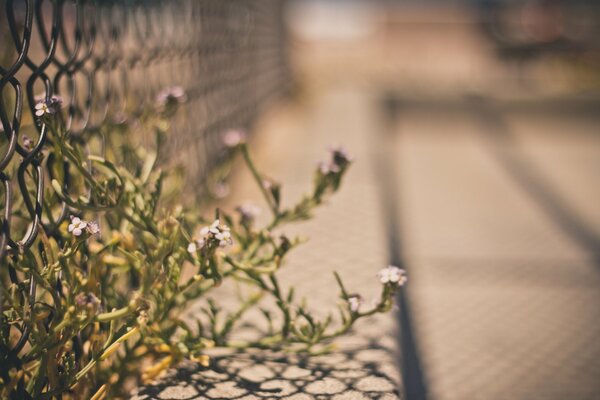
left=68, top=216, right=87, bottom=237
left=348, top=294, right=363, bottom=313
left=187, top=242, right=197, bottom=254
left=222, top=129, right=247, bottom=148
left=377, top=265, right=407, bottom=286
left=209, top=219, right=220, bottom=234
left=22, top=135, right=35, bottom=150
left=35, top=102, right=53, bottom=117
left=34, top=95, right=63, bottom=118
left=215, top=230, right=231, bottom=241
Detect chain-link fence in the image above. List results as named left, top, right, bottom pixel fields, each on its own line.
left=0, top=0, right=289, bottom=262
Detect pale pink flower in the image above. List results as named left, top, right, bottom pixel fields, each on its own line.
left=68, top=216, right=87, bottom=237
left=377, top=265, right=407, bottom=286
left=236, top=203, right=260, bottom=223
left=348, top=294, right=363, bottom=313
left=222, top=129, right=247, bottom=148
left=87, top=221, right=100, bottom=235
left=156, top=86, right=187, bottom=106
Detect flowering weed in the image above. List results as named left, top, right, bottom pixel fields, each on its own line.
left=0, top=89, right=405, bottom=399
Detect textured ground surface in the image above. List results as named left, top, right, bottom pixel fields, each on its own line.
left=393, top=103, right=600, bottom=400
left=134, top=4, right=600, bottom=399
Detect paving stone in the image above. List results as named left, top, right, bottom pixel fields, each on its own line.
left=304, top=377, right=347, bottom=395
left=157, top=385, right=199, bottom=399
left=282, top=366, right=313, bottom=380
left=332, top=390, right=371, bottom=400
left=206, top=382, right=248, bottom=398
left=280, top=394, right=314, bottom=400
left=238, top=365, right=276, bottom=383
left=355, top=376, right=396, bottom=392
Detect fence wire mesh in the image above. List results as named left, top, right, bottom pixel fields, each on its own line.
left=0, top=0, right=289, bottom=263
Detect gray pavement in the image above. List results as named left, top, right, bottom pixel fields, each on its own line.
left=388, top=100, right=600, bottom=399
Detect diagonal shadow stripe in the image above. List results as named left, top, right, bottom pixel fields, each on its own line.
left=471, top=97, right=600, bottom=267
left=372, top=94, right=429, bottom=400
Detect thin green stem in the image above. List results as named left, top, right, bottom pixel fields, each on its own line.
left=240, top=144, right=278, bottom=217
left=96, top=305, right=133, bottom=323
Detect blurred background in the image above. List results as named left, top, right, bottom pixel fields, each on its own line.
left=283, top=1, right=600, bottom=399
left=287, top=0, right=600, bottom=97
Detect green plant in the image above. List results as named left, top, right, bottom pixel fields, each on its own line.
left=0, top=89, right=406, bottom=399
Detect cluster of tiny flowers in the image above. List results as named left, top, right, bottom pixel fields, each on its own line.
left=348, top=294, right=363, bottom=313
left=318, top=146, right=353, bottom=175
left=34, top=94, right=63, bottom=117
left=68, top=216, right=100, bottom=237
left=187, top=219, right=232, bottom=253
left=318, top=161, right=339, bottom=175
left=222, top=129, right=247, bottom=148
left=377, top=265, right=408, bottom=286
left=155, top=86, right=187, bottom=108
left=236, top=203, right=260, bottom=223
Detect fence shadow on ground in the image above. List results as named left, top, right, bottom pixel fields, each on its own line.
left=133, top=336, right=401, bottom=400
